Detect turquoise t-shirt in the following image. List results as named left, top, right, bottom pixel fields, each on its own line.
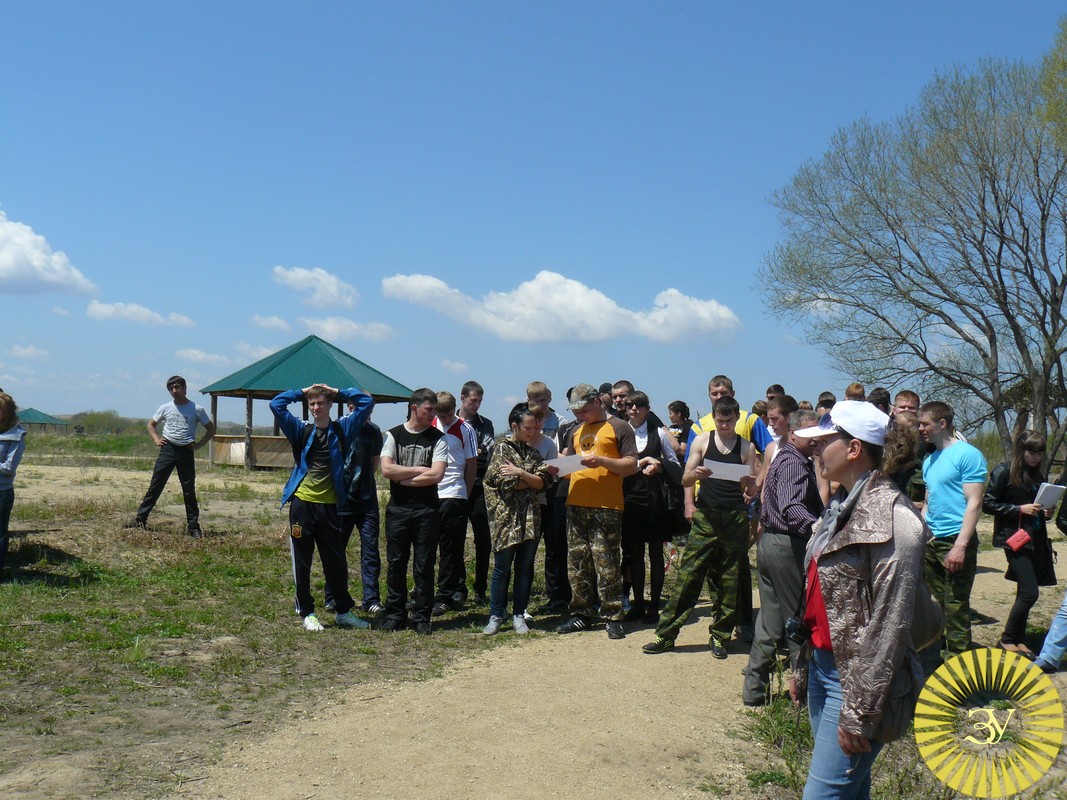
left=922, top=441, right=988, bottom=539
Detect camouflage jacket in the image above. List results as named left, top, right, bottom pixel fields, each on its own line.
left=483, top=437, right=553, bottom=553
left=796, top=473, right=927, bottom=743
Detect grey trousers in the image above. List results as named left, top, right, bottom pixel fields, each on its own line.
left=742, top=530, right=807, bottom=705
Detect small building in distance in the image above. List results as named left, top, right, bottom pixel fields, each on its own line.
left=16, top=408, right=69, bottom=434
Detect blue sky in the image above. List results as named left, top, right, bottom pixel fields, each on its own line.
left=1, top=2, right=1063, bottom=431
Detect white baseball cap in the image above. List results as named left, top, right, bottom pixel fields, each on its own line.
left=793, top=400, right=890, bottom=446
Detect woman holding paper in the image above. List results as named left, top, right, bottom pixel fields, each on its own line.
left=982, top=430, right=1057, bottom=658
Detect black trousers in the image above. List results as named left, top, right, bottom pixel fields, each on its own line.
left=466, top=484, right=491, bottom=595
left=288, top=497, right=354, bottom=617
left=135, top=442, right=200, bottom=529
left=435, top=497, right=470, bottom=604
left=543, top=493, right=571, bottom=604
left=385, top=502, right=440, bottom=625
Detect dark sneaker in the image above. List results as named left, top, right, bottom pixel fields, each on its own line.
left=187, top=526, right=203, bottom=539
left=473, top=592, right=489, bottom=606
left=123, top=518, right=147, bottom=530
left=540, top=600, right=570, bottom=615
left=364, top=602, right=384, bottom=614
left=381, top=618, right=407, bottom=632
left=710, top=639, right=728, bottom=659
left=324, top=599, right=337, bottom=613
left=623, top=605, right=645, bottom=622
left=736, top=624, right=755, bottom=643
left=451, top=592, right=467, bottom=607
left=641, top=610, right=659, bottom=625
left=414, top=622, right=432, bottom=636
left=606, top=621, right=626, bottom=640
left=555, top=616, right=589, bottom=635
left=431, top=602, right=449, bottom=617
left=642, top=636, right=675, bottom=654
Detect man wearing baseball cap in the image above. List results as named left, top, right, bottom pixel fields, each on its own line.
left=555, top=383, right=639, bottom=639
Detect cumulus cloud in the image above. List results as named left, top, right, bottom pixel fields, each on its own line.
left=176, top=348, right=230, bottom=367
left=86, top=300, right=196, bottom=327
left=273, top=266, right=357, bottom=309
left=252, top=314, right=291, bottom=331
left=10, top=344, right=48, bottom=360
left=234, top=342, right=278, bottom=361
left=381, top=270, right=741, bottom=343
left=300, top=316, right=393, bottom=342
left=0, top=212, right=96, bottom=295
left=442, top=358, right=469, bottom=374
left=52, top=306, right=71, bottom=317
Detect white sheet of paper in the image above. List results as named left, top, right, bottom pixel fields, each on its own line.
left=545, top=454, right=585, bottom=477
left=1035, top=482, right=1066, bottom=508
left=701, top=460, right=752, bottom=483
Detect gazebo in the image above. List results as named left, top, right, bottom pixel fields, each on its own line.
left=16, top=407, right=68, bottom=434
left=200, top=335, right=411, bottom=469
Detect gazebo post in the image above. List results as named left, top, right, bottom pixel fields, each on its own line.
left=245, top=392, right=254, bottom=471
left=210, top=394, right=218, bottom=465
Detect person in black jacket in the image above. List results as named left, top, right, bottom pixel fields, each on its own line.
left=982, top=430, right=1056, bottom=658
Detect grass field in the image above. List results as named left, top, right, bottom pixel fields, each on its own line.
left=0, top=442, right=514, bottom=798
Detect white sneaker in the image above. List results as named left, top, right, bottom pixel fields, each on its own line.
left=335, top=611, right=370, bottom=629
left=523, top=610, right=534, bottom=622
left=303, top=614, right=325, bottom=632
left=483, top=615, right=503, bottom=635
left=513, top=614, right=530, bottom=635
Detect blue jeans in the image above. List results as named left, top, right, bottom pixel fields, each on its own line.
left=1036, top=585, right=1067, bottom=671
left=490, top=539, right=538, bottom=618
left=333, top=505, right=381, bottom=608
left=0, top=487, right=13, bottom=574
left=804, top=649, right=884, bottom=800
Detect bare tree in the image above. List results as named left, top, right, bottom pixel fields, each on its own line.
left=761, top=59, right=1067, bottom=466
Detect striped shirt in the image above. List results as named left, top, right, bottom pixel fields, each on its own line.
left=760, top=440, right=823, bottom=538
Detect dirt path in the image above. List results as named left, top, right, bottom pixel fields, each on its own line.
left=176, top=555, right=1067, bottom=800
left=178, top=605, right=764, bottom=800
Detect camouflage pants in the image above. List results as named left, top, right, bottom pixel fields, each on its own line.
left=923, top=535, right=978, bottom=662
left=655, top=506, right=747, bottom=644
left=566, top=506, right=623, bottom=621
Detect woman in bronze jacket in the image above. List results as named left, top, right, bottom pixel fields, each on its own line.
left=792, top=401, right=931, bottom=800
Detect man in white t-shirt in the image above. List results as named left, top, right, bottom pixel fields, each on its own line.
left=432, top=391, right=478, bottom=615
left=126, top=375, right=215, bottom=537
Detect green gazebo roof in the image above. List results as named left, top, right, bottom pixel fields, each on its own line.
left=17, top=407, right=67, bottom=425
left=200, top=335, right=412, bottom=403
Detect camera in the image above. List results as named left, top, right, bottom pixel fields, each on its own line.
left=785, top=615, right=810, bottom=646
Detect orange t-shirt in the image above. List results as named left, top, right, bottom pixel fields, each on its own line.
left=566, top=416, right=637, bottom=510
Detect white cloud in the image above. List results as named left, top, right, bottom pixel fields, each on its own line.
left=251, top=314, right=291, bottom=331
left=10, top=344, right=48, bottom=360
left=381, top=270, right=741, bottom=343
left=176, top=348, right=230, bottom=367
left=442, top=358, right=469, bottom=374
left=300, top=316, right=394, bottom=342
left=0, top=212, right=96, bottom=295
left=51, top=306, right=70, bottom=317
left=86, top=300, right=196, bottom=327
left=234, top=342, right=278, bottom=361
left=272, top=266, right=357, bottom=309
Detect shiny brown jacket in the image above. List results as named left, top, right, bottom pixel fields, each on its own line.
left=797, top=473, right=928, bottom=743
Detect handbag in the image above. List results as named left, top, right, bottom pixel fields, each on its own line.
left=1005, top=527, right=1032, bottom=552
left=1005, top=509, right=1032, bottom=552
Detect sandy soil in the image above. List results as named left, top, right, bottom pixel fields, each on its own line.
left=6, top=464, right=1067, bottom=799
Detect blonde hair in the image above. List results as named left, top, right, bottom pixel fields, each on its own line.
left=436, top=391, right=457, bottom=415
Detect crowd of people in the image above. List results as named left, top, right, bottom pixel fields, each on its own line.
left=3, top=372, right=1067, bottom=799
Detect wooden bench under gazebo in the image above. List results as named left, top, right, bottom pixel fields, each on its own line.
left=200, top=335, right=411, bottom=469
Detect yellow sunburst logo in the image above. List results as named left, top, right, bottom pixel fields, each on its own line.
left=914, top=647, right=1063, bottom=797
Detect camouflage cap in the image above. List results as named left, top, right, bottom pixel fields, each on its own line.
left=568, top=383, right=600, bottom=411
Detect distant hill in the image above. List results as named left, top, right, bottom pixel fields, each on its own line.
left=60, top=410, right=273, bottom=436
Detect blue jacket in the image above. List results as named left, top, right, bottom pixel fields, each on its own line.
left=270, top=388, right=374, bottom=508
left=0, top=424, right=26, bottom=492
